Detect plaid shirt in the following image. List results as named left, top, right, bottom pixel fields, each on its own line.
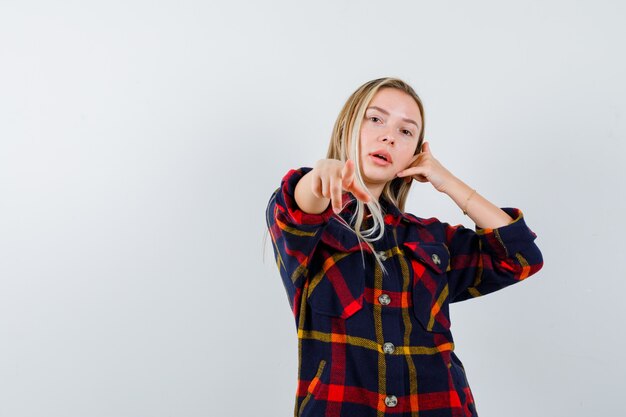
left=266, top=168, right=543, bottom=417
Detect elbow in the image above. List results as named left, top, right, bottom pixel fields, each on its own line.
left=515, top=243, right=544, bottom=281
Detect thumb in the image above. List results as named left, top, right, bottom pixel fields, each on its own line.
left=421, top=141, right=431, bottom=154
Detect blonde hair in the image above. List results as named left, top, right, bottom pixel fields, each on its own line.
left=327, top=77, right=425, bottom=268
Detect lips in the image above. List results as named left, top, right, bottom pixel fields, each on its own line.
left=369, top=150, right=393, bottom=164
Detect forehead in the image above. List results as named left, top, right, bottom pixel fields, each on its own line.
left=368, top=88, right=422, bottom=124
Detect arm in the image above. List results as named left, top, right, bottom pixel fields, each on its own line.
left=396, top=141, right=543, bottom=301
left=442, top=208, right=543, bottom=302
left=267, top=167, right=373, bottom=318
left=396, top=141, right=514, bottom=229
left=442, top=177, right=513, bottom=229
left=266, top=168, right=333, bottom=314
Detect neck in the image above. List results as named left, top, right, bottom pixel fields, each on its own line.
left=366, top=182, right=400, bottom=215
left=365, top=182, right=384, bottom=201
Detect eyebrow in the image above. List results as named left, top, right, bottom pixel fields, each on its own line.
left=367, top=106, right=421, bottom=130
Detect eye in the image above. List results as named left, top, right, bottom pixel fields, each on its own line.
left=369, top=116, right=381, bottom=123
left=402, top=129, right=413, bottom=136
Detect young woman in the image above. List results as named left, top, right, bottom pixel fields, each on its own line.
left=265, top=77, right=543, bottom=417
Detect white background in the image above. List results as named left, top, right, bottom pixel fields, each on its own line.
left=1, top=1, right=625, bottom=416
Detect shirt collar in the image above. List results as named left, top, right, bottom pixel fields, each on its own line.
left=339, top=193, right=409, bottom=227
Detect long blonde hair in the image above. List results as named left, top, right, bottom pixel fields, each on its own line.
left=327, top=77, right=425, bottom=266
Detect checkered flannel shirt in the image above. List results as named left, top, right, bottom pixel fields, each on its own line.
left=266, top=167, right=544, bottom=417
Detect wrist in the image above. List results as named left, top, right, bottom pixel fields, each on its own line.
left=441, top=176, right=478, bottom=214
left=439, top=175, right=465, bottom=195
left=295, top=171, right=332, bottom=214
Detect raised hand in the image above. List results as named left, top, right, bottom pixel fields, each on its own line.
left=395, top=142, right=456, bottom=193
left=310, top=159, right=371, bottom=214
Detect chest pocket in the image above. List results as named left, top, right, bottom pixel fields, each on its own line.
left=403, top=241, right=452, bottom=333
left=306, top=220, right=366, bottom=319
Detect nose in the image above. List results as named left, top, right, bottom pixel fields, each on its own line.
left=379, top=125, right=397, bottom=144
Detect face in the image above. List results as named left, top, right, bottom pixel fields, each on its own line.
left=357, top=87, right=422, bottom=195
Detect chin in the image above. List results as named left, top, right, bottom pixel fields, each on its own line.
left=363, top=173, right=395, bottom=186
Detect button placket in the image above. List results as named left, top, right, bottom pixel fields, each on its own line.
left=378, top=235, right=400, bottom=411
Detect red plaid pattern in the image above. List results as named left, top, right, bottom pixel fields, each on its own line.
left=266, top=168, right=544, bottom=417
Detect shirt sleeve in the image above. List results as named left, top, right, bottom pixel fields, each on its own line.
left=444, top=207, right=544, bottom=303
left=265, top=167, right=334, bottom=313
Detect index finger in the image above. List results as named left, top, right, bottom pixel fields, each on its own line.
left=341, top=159, right=355, bottom=183
left=341, top=160, right=370, bottom=202
left=348, top=181, right=371, bottom=203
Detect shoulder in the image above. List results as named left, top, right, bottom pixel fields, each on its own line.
left=396, top=211, right=464, bottom=245
left=401, top=211, right=442, bottom=227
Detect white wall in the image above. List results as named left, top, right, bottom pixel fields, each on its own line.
left=1, top=1, right=624, bottom=416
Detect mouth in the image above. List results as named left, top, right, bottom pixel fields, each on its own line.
left=369, top=151, right=393, bottom=165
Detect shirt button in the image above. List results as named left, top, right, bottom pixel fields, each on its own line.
left=378, top=294, right=391, bottom=306
left=431, top=253, right=441, bottom=265
left=382, top=342, right=395, bottom=354
left=385, top=395, right=398, bottom=407
left=377, top=251, right=388, bottom=261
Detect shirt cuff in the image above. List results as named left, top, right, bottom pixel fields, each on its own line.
left=475, top=207, right=538, bottom=258
left=277, top=167, right=335, bottom=226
